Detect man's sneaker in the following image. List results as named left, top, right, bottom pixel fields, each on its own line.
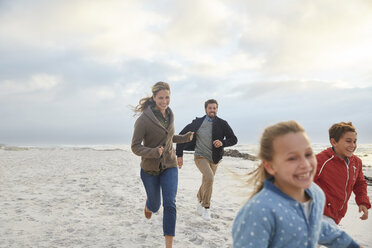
left=197, top=202, right=203, bottom=216
left=202, top=208, right=211, bottom=221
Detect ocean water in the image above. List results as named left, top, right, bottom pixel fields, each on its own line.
left=60, top=143, right=372, bottom=177
left=2, top=143, right=371, bottom=176
left=232, top=143, right=372, bottom=177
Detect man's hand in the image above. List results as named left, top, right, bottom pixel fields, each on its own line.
left=213, top=139, right=223, bottom=148
left=177, top=157, right=183, bottom=169
left=359, top=205, right=369, bottom=220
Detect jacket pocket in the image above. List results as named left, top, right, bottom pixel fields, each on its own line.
left=142, top=157, right=161, bottom=171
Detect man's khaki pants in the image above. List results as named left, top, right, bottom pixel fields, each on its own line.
left=194, top=156, right=219, bottom=208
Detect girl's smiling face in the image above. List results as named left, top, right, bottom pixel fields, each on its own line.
left=263, top=132, right=316, bottom=202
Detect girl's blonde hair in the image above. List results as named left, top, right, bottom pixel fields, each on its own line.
left=133, top=81, right=170, bottom=114
left=248, top=120, right=305, bottom=197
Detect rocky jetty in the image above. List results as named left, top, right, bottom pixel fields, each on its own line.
left=224, top=149, right=372, bottom=186
left=224, top=149, right=258, bottom=161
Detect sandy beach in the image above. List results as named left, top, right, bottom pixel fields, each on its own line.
left=1, top=145, right=371, bottom=247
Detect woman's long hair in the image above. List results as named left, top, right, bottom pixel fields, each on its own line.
left=133, top=81, right=170, bottom=115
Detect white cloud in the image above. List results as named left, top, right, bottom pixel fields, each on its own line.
left=0, top=73, right=60, bottom=95
left=188, top=53, right=265, bottom=78
left=30, top=74, right=60, bottom=90
left=1, top=0, right=372, bottom=144
left=0, top=1, right=165, bottom=61
left=122, top=82, right=145, bottom=95
left=95, top=88, right=116, bottom=100
left=4, top=0, right=370, bottom=82
left=162, top=0, right=232, bottom=50
left=236, top=0, right=372, bottom=85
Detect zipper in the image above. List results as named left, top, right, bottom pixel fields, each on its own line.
left=339, top=161, right=349, bottom=211
left=318, top=156, right=334, bottom=176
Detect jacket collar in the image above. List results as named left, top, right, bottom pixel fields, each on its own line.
left=264, top=178, right=314, bottom=203
left=325, top=147, right=350, bottom=164
left=144, top=105, right=173, bottom=130
left=205, top=115, right=213, bottom=122
left=203, top=115, right=218, bottom=122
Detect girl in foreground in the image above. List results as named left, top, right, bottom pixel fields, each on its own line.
left=232, top=120, right=361, bottom=248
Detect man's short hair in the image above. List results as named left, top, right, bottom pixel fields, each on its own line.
left=204, top=99, right=218, bottom=109
left=329, top=122, right=356, bottom=142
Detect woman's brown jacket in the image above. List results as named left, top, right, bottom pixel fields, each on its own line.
left=131, top=106, right=192, bottom=173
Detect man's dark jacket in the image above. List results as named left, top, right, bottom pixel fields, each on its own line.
left=176, top=115, right=238, bottom=164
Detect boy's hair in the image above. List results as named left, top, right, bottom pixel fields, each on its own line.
left=249, top=120, right=305, bottom=196
left=329, top=122, right=357, bottom=142
left=204, top=99, right=218, bottom=109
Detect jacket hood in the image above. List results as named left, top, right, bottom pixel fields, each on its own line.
left=143, top=105, right=174, bottom=130
left=320, top=147, right=359, bottom=164
left=323, top=147, right=336, bottom=157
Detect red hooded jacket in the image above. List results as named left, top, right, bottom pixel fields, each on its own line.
left=314, top=147, right=371, bottom=224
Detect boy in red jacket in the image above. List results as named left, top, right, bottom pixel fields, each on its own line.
left=314, top=121, right=371, bottom=226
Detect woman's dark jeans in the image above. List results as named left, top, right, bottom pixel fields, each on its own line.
left=141, top=167, right=178, bottom=236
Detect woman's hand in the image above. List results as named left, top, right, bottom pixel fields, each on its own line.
left=177, top=157, right=183, bottom=169
left=158, top=146, right=164, bottom=156
left=189, top=132, right=194, bottom=141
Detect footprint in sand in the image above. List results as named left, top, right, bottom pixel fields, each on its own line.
left=189, top=234, right=204, bottom=245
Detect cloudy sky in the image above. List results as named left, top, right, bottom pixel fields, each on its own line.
left=1, top=0, right=372, bottom=146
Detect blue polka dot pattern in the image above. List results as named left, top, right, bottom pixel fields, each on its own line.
left=232, top=179, right=360, bottom=248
